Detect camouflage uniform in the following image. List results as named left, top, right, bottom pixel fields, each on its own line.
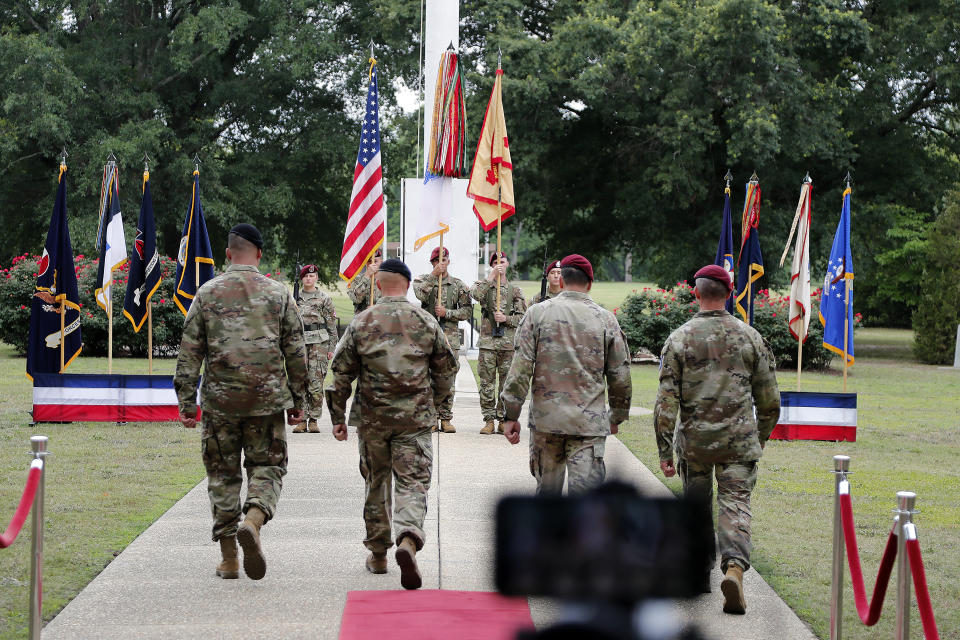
left=654, top=309, right=780, bottom=573
left=296, top=289, right=338, bottom=421
left=326, top=296, right=458, bottom=552
left=413, top=273, right=472, bottom=421
left=470, top=279, right=527, bottom=422
left=174, top=264, right=307, bottom=542
left=500, top=291, right=632, bottom=494
left=348, top=273, right=382, bottom=314
left=529, top=287, right=561, bottom=305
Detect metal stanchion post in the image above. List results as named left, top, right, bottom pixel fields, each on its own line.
left=895, top=491, right=916, bottom=640
left=830, top=454, right=851, bottom=640
left=29, top=435, right=49, bottom=640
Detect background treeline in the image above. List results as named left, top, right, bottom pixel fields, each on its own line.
left=1, top=1, right=958, bottom=359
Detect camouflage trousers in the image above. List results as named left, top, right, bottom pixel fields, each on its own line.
left=529, top=429, right=606, bottom=495
left=305, top=343, right=329, bottom=420
left=357, top=426, right=433, bottom=553
left=678, top=456, right=758, bottom=573
left=201, top=410, right=288, bottom=542
left=478, top=348, right=512, bottom=421
left=435, top=361, right=460, bottom=421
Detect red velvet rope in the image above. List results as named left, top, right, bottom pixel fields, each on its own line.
left=906, top=538, right=941, bottom=640
left=839, top=492, right=898, bottom=625
left=0, top=463, right=43, bottom=549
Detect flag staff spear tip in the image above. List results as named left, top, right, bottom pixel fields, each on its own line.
left=724, top=169, right=732, bottom=186
left=59, top=147, right=68, bottom=166
left=497, top=47, right=502, bottom=70
left=844, top=171, right=852, bottom=188
left=749, top=170, right=759, bottom=183
left=193, top=153, right=201, bottom=173
left=107, top=151, right=117, bottom=164
left=804, top=171, right=812, bottom=184
left=143, top=153, right=151, bottom=172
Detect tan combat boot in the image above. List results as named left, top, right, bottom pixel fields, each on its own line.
left=720, top=563, right=746, bottom=614
left=479, top=420, right=495, bottom=435
left=496, top=422, right=504, bottom=434
left=432, top=422, right=440, bottom=432
left=237, top=506, right=267, bottom=580
left=215, top=535, right=239, bottom=579
left=307, top=419, right=321, bottom=433
left=395, top=535, right=422, bottom=590
left=366, top=551, right=388, bottom=574
left=291, top=421, right=308, bottom=433
left=440, top=420, right=456, bottom=433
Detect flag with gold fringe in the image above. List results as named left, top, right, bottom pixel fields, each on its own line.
left=466, top=67, right=513, bottom=231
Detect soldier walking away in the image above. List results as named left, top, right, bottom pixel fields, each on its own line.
left=326, top=258, right=458, bottom=589
left=654, top=263, right=780, bottom=613
left=292, top=264, right=337, bottom=433
left=347, top=248, right=383, bottom=314
left=470, top=252, right=526, bottom=434
left=501, top=254, right=632, bottom=495
left=529, top=259, right=563, bottom=305
left=174, top=223, right=307, bottom=581
left=413, top=246, right=473, bottom=433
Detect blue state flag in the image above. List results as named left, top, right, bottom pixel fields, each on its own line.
left=123, top=171, right=162, bottom=331
left=735, top=181, right=764, bottom=325
left=714, top=186, right=735, bottom=314
left=27, top=164, right=82, bottom=377
left=819, top=187, right=854, bottom=366
left=173, top=170, right=215, bottom=316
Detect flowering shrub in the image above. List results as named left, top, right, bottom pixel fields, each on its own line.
left=0, top=253, right=205, bottom=357
left=616, top=283, right=861, bottom=371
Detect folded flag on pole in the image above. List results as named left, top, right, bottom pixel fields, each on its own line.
left=173, top=169, right=215, bottom=316
left=414, top=173, right=452, bottom=252
left=27, top=163, right=82, bottom=377
left=467, top=67, right=514, bottom=231
left=94, top=158, right=127, bottom=312
left=339, top=56, right=386, bottom=282
left=714, top=183, right=735, bottom=314
left=123, top=171, right=162, bottom=332
left=819, top=186, right=855, bottom=366
left=780, top=180, right=813, bottom=341
left=734, top=178, right=764, bottom=325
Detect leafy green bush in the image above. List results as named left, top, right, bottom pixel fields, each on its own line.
left=615, top=282, right=856, bottom=371
left=0, top=253, right=202, bottom=357
left=913, top=188, right=960, bottom=364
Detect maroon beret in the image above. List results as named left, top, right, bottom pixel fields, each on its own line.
left=544, top=259, right=562, bottom=277
left=489, top=251, right=506, bottom=267
left=299, top=264, right=318, bottom=280
left=694, top=264, right=734, bottom=291
left=560, top=254, right=594, bottom=281
left=430, top=246, right=450, bottom=262
left=372, top=248, right=383, bottom=259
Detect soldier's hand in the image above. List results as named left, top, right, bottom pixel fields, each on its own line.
left=287, top=409, right=305, bottom=425
left=327, top=351, right=334, bottom=360
left=660, top=459, right=676, bottom=478
left=610, top=421, right=619, bottom=435
left=435, top=304, right=447, bottom=318
left=179, top=410, right=197, bottom=429
left=431, top=263, right=444, bottom=277
left=502, top=420, right=521, bottom=444
left=493, top=311, right=507, bottom=323
left=332, top=423, right=348, bottom=441
left=368, top=261, right=379, bottom=275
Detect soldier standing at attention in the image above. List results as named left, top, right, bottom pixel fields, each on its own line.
left=292, top=264, right=338, bottom=433
left=174, top=223, right=307, bottom=581
left=470, top=251, right=526, bottom=434
left=654, top=263, right=780, bottom=614
left=327, top=258, right=458, bottom=589
left=347, top=248, right=383, bottom=314
left=500, top=254, right=632, bottom=495
left=529, top=259, right=563, bottom=305
left=413, top=246, right=472, bottom=433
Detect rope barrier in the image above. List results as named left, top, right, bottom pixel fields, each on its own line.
left=838, top=491, right=897, bottom=625
left=905, top=530, right=941, bottom=640
left=0, top=459, right=43, bottom=548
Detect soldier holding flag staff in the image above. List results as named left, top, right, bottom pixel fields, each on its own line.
left=293, top=264, right=338, bottom=433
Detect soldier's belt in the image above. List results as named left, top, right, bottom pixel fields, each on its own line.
left=303, top=323, right=321, bottom=331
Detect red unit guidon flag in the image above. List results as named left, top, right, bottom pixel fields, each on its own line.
left=31, top=373, right=192, bottom=423
left=771, top=391, right=857, bottom=442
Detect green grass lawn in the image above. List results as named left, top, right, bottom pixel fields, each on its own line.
left=0, top=348, right=203, bottom=639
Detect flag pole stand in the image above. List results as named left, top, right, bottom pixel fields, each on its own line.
left=147, top=303, right=153, bottom=375
left=842, top=279, right=851, bottom=392
left=59, top=304, right=65, bottom=373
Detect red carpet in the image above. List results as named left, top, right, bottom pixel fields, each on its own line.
left=339, top=590, right=535, bottom=640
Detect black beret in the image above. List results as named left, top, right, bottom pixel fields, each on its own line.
left=377, top=258, right=411, bottom=281
left=229, top=223, right=263, bottom=249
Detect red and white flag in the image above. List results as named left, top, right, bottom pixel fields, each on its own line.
left=780, top=181, right=812, bottom=341
left=340, top=59, right=385, bottom=282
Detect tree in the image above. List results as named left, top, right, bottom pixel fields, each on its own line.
left=913, top=187, right=960, bottom=364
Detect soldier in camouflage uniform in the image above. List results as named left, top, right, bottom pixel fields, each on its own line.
left=654, top=263, right=780, bottom=614
left=528, top=259, right=563, bottom=305
left=292, top=264, right=338, bottom=433
left=347, top=248, right=383, bottom=314
left=501, top=254, right=632, bottom=495
left=470, top=252, right=527, bottom=434
left=413, top=246, right=472, bottom=433
left=174, top=223, right=307, bottom=581
left=327, top=258, right=458, bottom=590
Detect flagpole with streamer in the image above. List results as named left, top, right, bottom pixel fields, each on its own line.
left=59, top=149, right=68, bottom=372
left=144, top=154, right=153, bottom=375
left=495, top=49, right=503, bottom=319
left=194, top=155, right=201, bottom=294
left=105, top=153, right=118, bottom=374
left=843, top=173, right=852, bottom=392
left=779, top=173, right=813, bottom=390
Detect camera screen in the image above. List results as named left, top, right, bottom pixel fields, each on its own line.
left=495, top=493, right=712, bottom=601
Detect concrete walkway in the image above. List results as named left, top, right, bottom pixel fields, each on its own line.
left=43, top=358, right=816, bottom=639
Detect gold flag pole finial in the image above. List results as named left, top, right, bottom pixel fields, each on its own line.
left=723, top=169, right=732, bottom=190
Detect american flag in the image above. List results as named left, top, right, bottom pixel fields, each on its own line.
left=339, top=60, right=386, bottom=282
